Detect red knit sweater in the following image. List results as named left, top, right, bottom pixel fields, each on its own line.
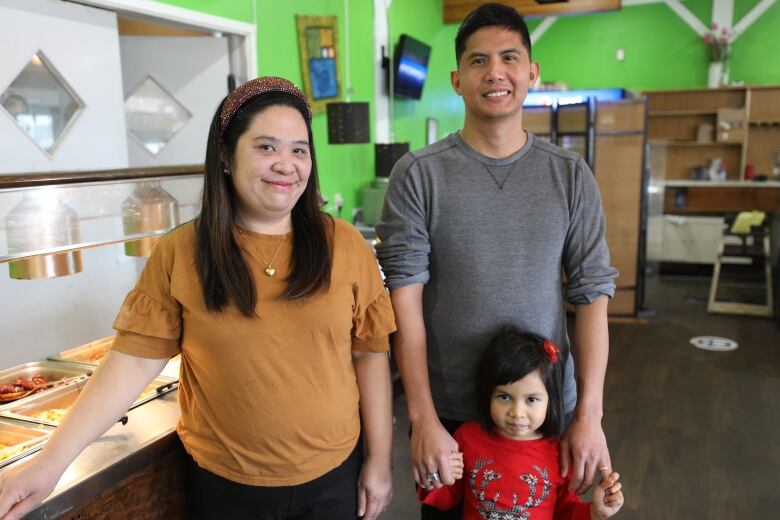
left=420, top=422, right=591, bottom=519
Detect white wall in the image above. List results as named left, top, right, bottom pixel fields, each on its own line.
left=0, top=246, right=146, bottom=368
left=0, top=0, right=128, bottom=173
left=120, top=35, right=229, bottom=167
left=0, top=176, right=203, bottom=369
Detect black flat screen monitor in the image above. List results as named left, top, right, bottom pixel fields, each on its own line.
left=393, top=34, right=431, bottom=100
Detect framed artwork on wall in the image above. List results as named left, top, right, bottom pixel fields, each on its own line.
left=296, top=15, right=341, bottom=114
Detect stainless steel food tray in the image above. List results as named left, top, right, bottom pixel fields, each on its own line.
left=47, top=336, right=114, bottom=366
left=0, top=418, right=52, bottom=468
left=0, top=360, right=93, bottom=405
left=0, top=376, right=178, bottom=427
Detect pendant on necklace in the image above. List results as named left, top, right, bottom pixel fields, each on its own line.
left=264, top=266, right=276, bottom=277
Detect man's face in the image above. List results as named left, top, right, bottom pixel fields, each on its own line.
left=451, top=26, right=539, bottom=123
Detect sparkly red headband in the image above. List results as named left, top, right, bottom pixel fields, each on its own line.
left=219, top=76, right=312, bottom=136
left=542, top=340, right=559, bottom=365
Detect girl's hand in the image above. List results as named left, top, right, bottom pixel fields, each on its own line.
left=448, top=452, right=464, bottom=480
left=590, top=468, right=624, bottom=520
left=357, top=454, right=393, bottom=520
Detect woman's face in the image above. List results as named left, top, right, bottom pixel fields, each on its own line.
left=229, top=104, right=312, bottom=229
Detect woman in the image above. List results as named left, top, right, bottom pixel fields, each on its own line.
left=0, top=77, right=396, bottom=520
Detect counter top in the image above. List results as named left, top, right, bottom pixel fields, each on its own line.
left=0, top=390, right=180, bottom=519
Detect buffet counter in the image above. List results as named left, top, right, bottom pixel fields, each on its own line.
left=1, top=390, right=185, bottom=519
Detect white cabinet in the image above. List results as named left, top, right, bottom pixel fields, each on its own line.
left=655, top=215, right=724, bottom=264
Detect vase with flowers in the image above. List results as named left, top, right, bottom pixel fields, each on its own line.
left=703, top=23, right=732, bottom=88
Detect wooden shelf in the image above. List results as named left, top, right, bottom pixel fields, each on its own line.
left=649, top=140, right=742, bottom=147
left=648, top=109, right=718, bottom=117
left=663, top=180, right=780, bottom=188
left=749, top=120, right=780, bottom=126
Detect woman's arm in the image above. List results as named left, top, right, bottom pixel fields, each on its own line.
left=352, top=350, right=393, bottom=520
left=0, top=351, right=167, bottom=520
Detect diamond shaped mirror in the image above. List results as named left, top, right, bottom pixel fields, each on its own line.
left=125, top=76, right=191, bottom=155
left=0, top=51, right=84, bottom=155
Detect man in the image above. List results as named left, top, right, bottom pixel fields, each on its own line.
left=375, top=3, right=618, bottom=518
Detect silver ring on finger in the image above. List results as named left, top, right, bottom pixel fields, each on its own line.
left=426, top=471, right=440, bottom=483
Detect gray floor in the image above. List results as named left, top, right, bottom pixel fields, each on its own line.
left=383, top=275, right=780, bottom=519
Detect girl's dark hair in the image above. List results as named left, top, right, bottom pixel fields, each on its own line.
left=455, top=2, right=532, bottom=64
left=197, top=91, right=332, bottom=317
left=476, top=327, right=564, bottom=439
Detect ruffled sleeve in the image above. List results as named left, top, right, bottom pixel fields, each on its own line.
left=352, top=290, right=396, bottom=352
left=346, top=223, right=397, bottom=353
left=112, top=290, right=182, bottom=358
left=111, top=229, right=184, bottom=359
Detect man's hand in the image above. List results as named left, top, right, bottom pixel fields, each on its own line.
left=590, top=468, right=624, bottom=519
left=410, top=417, right=460, bottom=490
left=357, top=454, right=393, bottom=520
left=559, top=414, right=611, bottom=494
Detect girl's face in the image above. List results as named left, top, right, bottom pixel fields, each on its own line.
left=490, top=369, right=548, bottom=441
left=229, top=105, right=312, bottom=230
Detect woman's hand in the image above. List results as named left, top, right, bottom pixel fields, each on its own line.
left=351, top=350, right=393, bottom=519
left=590, top=468, right=624, bottom=520
left=357, top=454, right=392, bottom=520
left=0, top=456, right=63, bottom=520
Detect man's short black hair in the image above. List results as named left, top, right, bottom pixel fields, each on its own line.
left=475, top=327, right=564, bottom=439
left=455, top=2, right=532, bottom=65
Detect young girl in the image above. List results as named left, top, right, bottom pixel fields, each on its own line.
left=420, top=328, right=624, bottom=519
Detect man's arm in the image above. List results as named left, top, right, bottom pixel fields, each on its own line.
left=560, top=295, right=611, bottom=494
left=390, top=284, right=459, bottom=489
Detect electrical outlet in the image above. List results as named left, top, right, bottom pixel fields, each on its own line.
left=334, top=193, right=344, bottom=207
left=616, top=48, right=625, bottom=62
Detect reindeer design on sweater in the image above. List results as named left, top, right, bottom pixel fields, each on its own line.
left=470, top=458, right=552, bottom=520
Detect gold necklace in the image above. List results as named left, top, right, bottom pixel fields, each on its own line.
left=259, top=236, right=286, bottom=277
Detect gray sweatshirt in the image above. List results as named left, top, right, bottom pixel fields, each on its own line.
left=376, top=132, right=618, bottom=421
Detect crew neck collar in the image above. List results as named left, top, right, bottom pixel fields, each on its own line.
left=234, top=224, right=292, bottom=239
left=451, top=131, right=534, bottom=167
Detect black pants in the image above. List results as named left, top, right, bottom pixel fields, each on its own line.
left=184, top=444, right=362, bottom=520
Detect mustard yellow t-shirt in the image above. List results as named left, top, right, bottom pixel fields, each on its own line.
left=111, top=218, right=396, bottom=486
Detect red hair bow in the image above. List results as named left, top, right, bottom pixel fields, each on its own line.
left=543, top=340, right=559, bottom=365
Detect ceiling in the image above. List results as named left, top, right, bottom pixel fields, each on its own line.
left=443, top=0, right=622, bottom=24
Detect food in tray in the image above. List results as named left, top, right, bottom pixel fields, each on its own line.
left=0, top=374, right=49, bottom=403
left=138, top=387, right=157, bottom=401
left=0, top=443, right=26, bottom=461
left=24, top=382, right=170, bottom=425
left=31, top=407, right=70, bottom=424
left=65, top=345, right=109, bottom=364
left=59, top=338, right=113, bottom=364
left=82, top=347, right=109, bottom=363
left=137, top=380, right=173, bottom=402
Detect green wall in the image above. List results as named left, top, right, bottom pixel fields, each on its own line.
left=254, top=0, right=375, bottom=221
left=532, top=0, right=780, bottom=90
left=157, top=0, right=376, bottom=220
left=156, top=0, right=780, bottom=213
left=387, top=0, right=780, bottom=149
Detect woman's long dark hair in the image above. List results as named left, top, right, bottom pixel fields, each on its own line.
left=197, top=92, right=332, bottom=317
left=475, top=328, right=564, bottom=439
